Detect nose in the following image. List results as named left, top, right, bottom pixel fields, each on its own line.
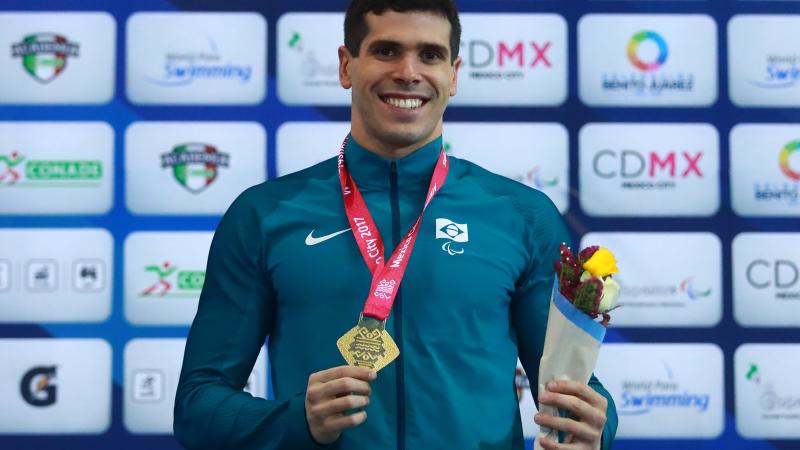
left=392, top=54, right=422, bottom=85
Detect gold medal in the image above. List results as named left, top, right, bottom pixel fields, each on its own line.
left=337, top=315, right=399, bottom=372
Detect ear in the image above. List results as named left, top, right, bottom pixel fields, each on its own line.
left=339, top=45, right=353, bottom=89
left=449, top=55, right=462, bottom=97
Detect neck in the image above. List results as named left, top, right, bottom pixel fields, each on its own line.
left=343, top=134, right=444, bottom=191
left=349, top=124, right=443, bottom=160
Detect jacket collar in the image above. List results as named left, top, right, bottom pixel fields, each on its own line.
left=343, top=134, right=443, bottom=191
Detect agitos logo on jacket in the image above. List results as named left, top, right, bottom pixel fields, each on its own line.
left=11, top=33, right=80, bottom=83
left=20, top=366, right=57, bottom=407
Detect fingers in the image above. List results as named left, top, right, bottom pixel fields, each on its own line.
left=325, top=410, right=368, bottom=431
left=306, top=396, right=369, bottom=445
left=309, top=392, right=370, bottom=418
left=307, top=365, right=374, bottom=404
left=311, top=365, right=376, bottom=384
left=538, top=382, right=607, bottom=430
left=308, top=377, right=372, bottom=402
left=546, top=380, right=607, bottom=411
left=538, top=436, right=580, bottom=450
left=305, top=366, right=376, bottom=445
left=534, top=411, right=600, bottom=445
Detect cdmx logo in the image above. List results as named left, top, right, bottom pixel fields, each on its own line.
left=161, top=143, right=230, bottom=193
left=11, top=33, right=80, bottom=83
left=779, top=140, right=800, bottom=181
left=592, top=149, right=704, bottom=190
left=141, top=261, right=205, bottom=297
left=745, top=363, right=800, bottom=413
left=627, top=30, right=668, bottom=72
left=435, top=218, right=469, bottom=256
left=461, top=39, right=552, bottom=80
left=20, top=366, right=57, bottom=407
left=593, top=150, right=704, bottom=179
left=679, top=277, right=712, bottom=301
left=462, top=40, right=552, bottom=68
left=0, top=150, right=102, bottom=187
left=746, top=259, right=799, bottom=299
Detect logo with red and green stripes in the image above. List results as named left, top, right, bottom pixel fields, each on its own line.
left=0, top=150, right=102, bottom=188
left=11, top=33, right=80, bottom=83
left=160, top=143, right=230, bottom=193
left=140, top=261, right=205, bottom=298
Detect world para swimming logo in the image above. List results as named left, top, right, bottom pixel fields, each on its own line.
left=619, top=361, right=711, bottom=416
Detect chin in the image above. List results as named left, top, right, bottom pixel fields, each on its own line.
left=378, top=127, right=436, bottom=149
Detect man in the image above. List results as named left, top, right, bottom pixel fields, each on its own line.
left=174, top=1, right=617, bottom=449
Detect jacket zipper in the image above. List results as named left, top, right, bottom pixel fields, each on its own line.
left=389, top=162, right=405, bottom=450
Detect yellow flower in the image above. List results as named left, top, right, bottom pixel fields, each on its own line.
left=582, top=247, right=619, bottom=278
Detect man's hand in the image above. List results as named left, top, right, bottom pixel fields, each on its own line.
left=305, top=365, right=376, bottom=445
left=534, top=380, right=607, bottom=450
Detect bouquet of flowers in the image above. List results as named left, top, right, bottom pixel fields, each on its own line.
left=533, top=244, right=619, bottom=449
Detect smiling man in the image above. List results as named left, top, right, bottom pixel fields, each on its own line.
left=174, top=1, right=617, bottom=450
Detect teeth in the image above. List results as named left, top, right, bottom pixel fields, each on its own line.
left=384, top=97, right=423, bottom=109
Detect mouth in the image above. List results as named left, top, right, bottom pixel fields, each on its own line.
left=379, top=94, right=429, bottom=110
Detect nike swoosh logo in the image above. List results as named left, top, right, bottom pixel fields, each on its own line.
left=305, top=228, right=351, bottom=246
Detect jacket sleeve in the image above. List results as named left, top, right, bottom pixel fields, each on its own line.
left=173, top=190, right=321, bottom=449
left=511, top=195, right=618, bottom=450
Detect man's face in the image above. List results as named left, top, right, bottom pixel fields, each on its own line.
left=339, top=10, right=461, bottom=152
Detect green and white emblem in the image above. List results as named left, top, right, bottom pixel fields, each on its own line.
left=11, top=33, right=80, bottom=83
left=160, top=143, right=230, bottom=193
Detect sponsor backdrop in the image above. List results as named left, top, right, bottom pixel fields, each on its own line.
left=0, top=0, right=798, bottom=449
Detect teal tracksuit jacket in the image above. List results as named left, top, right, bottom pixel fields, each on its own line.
left=174, top=135, right=618, bottom=449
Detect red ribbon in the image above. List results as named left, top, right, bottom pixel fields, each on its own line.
left=337, top=136, right=449, bottom=321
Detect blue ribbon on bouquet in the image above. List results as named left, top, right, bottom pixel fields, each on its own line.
left=551, top=278, right=607, bottom=343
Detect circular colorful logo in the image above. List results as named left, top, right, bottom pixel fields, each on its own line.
left=627, top=31, right=668, bottom=72
left=779, top=140, right=800, bottom=181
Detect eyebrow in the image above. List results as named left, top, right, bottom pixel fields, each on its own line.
left=366, top=39, right=450, bottom=59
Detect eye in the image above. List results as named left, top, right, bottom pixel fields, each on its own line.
left=422, top=50, right=444, bottom=62
left=375, top=46, right=396, bottom=58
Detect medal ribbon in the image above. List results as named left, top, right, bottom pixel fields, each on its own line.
left=337, top=136, right=449, bottom=321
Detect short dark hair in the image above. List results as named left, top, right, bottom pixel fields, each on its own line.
left=344, top=0, right=461, bottom=64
